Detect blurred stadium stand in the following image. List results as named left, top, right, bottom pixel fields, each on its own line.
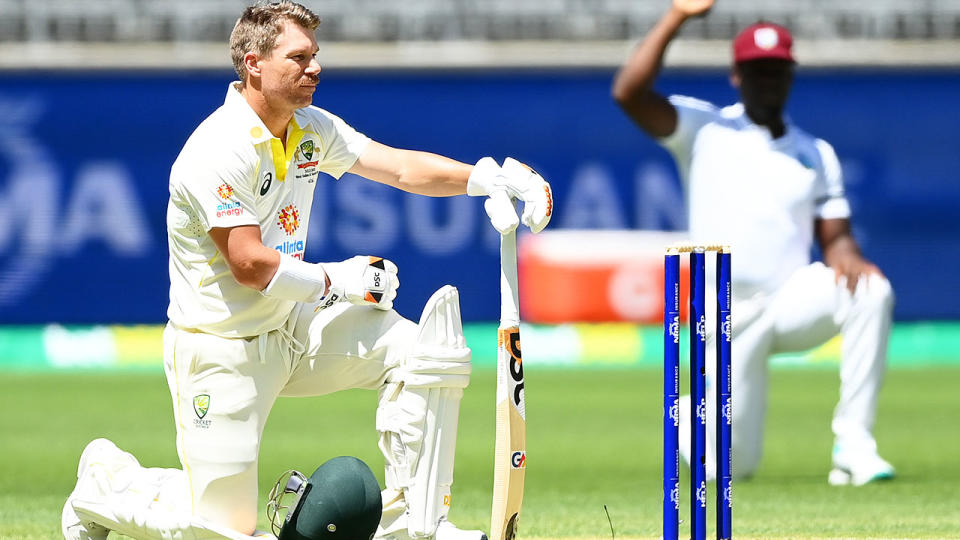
left=1, top=0, right=959, bottom=67
left=4, top=0, right=960, bottom=42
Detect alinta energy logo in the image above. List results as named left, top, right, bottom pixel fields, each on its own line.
left=215, top=183, right=243, bottom=218
left=217, top=183, right=234, bottom=200
left=277, top=204, right=300, bottom=235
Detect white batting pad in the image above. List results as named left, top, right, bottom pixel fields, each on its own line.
left=376, top=286, right=472, bottom=538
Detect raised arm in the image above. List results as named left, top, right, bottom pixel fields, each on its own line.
left=611, top=0, right=714, bottom=138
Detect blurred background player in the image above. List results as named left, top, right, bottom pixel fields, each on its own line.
left=612, top=0, right=895, bottom=485
left=62, top=2, right=553, bottom=539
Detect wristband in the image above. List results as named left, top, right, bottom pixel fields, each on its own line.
left=261, top=255, right=329, bottom=303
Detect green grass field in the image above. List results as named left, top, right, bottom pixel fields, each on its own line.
left=2, top=366, right=958, bottom=539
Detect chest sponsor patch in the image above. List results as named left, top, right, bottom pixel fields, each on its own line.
left=217, top=183, right=234, bottom=200
left=277, top=204, right=300, bottom=235
left=215, top=201, right=243, bottom=218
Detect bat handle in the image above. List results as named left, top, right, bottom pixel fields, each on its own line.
left=500, top=226, right=520, bottom=328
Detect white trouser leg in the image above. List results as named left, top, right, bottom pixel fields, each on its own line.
left=68, top=439, right=262, bottom=540
left=284, top=300, right=431, bottom=539
left=163, top=324, right=292, bottom=535
left=725, top=293, right=773, bottom=478
left=833, top=275, right=894, bottom=450
left=681, top=254, right=773, bottom=480
left=682, top=285, right=772, bottom=480
left=767, top=263, right=893, bottom=455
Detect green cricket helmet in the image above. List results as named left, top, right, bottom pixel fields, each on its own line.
left=267, top=456, right=382, bottom=540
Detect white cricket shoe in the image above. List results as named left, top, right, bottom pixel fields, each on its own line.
left=828, top=445, right=895, bottom=486
left=376, top=519, right=487, bottom=540
left=434, top=519, right=487, bottom=540
left=62, top=438, right=130, bottom=540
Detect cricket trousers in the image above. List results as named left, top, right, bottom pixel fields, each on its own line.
left=163, top=302, right=417, bottom=534
left=681, top=261, right=895, bottom=477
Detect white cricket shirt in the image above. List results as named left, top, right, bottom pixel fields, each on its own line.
left=166, top=83, right=370, bottom=337
left=661, top=96, right=851, bottom=295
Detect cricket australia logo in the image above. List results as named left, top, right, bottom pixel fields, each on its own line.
left=277, top=204, right=300, bottom=235
left=193, top=394, right=211, bottom=429
left=298, top=140, right=314, bottom=161
left=295, top=139, right=319, bottom=181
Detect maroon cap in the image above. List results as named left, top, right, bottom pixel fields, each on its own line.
left=733, top=22, right=794, bottom=63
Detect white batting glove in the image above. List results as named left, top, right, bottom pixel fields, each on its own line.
left=467, top=157, right=520, bottom=234
left=320, top=256, right=399, bottom=311
left=467, top=157, right=554, bottom=234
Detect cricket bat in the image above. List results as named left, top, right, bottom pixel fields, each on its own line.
left=491, top=226, right=526, bottom=540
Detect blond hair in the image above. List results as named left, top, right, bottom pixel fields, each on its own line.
left=230, top=1, right=322, bottom=83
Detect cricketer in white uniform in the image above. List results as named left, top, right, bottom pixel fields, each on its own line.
left=62, top=2, right=553, bottom=539
left=613, top=0, right=895, bottom=486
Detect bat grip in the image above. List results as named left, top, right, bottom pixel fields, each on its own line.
left=500, top=227, right=520, bottom=328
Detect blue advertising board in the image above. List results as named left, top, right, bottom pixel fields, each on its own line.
left=1, top=68, right=958, bottom=322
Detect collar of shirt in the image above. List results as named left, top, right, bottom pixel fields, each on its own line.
left=224, top=82, right=276, bottom=144
left=724, top=102, right=795, bottom=146
left=223, top=82, right=315, bottom=182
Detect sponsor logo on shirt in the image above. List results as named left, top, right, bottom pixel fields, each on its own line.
left=260, top=172, right=273, bottom=196
left=216, top=201, right=243, bottom=218
left=277, top=204, right=300, bottom=235
left=275, top=239, right=305, bottom=260
left=217, top=183, right=234, bottom=200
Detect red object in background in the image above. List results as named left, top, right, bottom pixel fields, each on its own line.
left=518, top=230, right=692, bottom=323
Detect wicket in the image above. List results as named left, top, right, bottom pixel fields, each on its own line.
left=663, top=245, right=732, bottom=540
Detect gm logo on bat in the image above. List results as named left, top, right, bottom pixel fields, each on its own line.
left=511, top=451, right=526, bottom=469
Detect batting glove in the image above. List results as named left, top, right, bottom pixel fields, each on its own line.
left=467, top=157, right=554, bottom=234
left=320, top=256, right=399, bottom=311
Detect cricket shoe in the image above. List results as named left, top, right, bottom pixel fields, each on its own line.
left=435, top=519, right=487, bottom=540
left=376, top=519, right=487, bottom=540
left=828, top=445, right=895, bottom=486
left=62, top=438, right=136, bottom=540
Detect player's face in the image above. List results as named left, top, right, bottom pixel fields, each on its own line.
left=259, top=21, right=321, bottom=111
left=732, top=59, right=794, bottom=111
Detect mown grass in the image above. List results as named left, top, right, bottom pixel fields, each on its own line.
left=1, top=366, right=957, bottom=539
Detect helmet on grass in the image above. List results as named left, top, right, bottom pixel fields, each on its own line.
left=267, top=456, right=382, bottom=540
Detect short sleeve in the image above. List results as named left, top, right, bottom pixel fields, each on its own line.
left=659, top=95, right=721, bottom=162
left=812, top=138, right=852, bottom=220
left=170, top=150, right=260, bottom=232
left=309, top=108, right=372, bottom=179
